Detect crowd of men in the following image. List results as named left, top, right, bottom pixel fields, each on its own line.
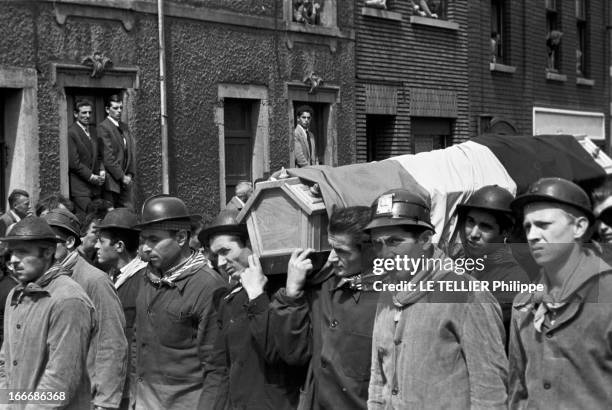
left=0, top=173, right=611, bottom=409
left=69, top=95, right=135, bottom=216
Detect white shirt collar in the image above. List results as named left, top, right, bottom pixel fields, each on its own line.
left=9, top=210, right=21, bottom=222
left=76, top=121, right=89, bottom=135
left=107, top=116, right=120, bottom=128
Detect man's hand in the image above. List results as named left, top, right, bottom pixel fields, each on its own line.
left=122, top=174, right=132, bottom=186
left=286, top=248, right=314, bottom=298
left=241, top=254, right=268, bottom=301
left=97, top=171, right=106, bottom=186
left=89, top=175, right=103, bottom=186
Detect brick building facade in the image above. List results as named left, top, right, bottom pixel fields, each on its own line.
left=469, top=0, right=608, bottom=146
left=355, top=0, right=469, bottom=162
left=0, top=0, right=355, bottom=218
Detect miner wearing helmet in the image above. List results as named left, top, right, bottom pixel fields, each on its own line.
left=198, top=209, right=306, bottom=409
left=94, top=208, right=148, bottom=409
left=366, top=189, right=508, bottom=409
left=508, top=177, right=612, bottom=409
left=455, top=185, right=530, bottom=335
left=43, top=208, right=128, bottom=410
left=0, top=217, right=95, bottom=409
left=272, top=206, right=379, bottom=409
left=132, top=195, right=227, bottom=410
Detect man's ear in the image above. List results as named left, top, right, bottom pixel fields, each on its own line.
left=175, top=230, right=189, bottom=247
left=573, top=216, right=590, bottom=241
left=66, top=236, right=77, bottom=251
left=115, top=240, right=126, bottom=254
left=418, top=229, right=433, bottom=244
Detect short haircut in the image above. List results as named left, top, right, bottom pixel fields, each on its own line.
left=74, top=99, right=93, bottom=113
left=296, top=105, right=313, bottom=117
left=99, top=228, right=140, bottom=254
left=592, top=178, right=612, bottom=207
left=8, top=189, right=29, bottom=208
left=81, top=214, right=102, bottom=236
left=328, top=206, right=372, bottom=247
left=105, top=94, right=122, bottom=108
left=85, top=199, right=113, bottom=220
left=35, top=194, right=74, bottom=216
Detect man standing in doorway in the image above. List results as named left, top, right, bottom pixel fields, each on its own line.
left=68, top=99, right=105, bottom=217
left=0, top=189, right=30, bottom=237
left=98, top=94, right=135, bottom=208
left=294, top=105, right=318, bottom=167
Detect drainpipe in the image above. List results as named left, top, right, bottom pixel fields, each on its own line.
left=158, top=0, right=170, bottom=193
left=608, top=0, right=612, bottom=153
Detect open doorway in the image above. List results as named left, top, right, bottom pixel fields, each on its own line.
left=292, top=101, right=329, bottom=166
left=65, top=88, right=122, bottom=129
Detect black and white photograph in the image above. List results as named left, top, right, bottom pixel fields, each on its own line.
left=0, top=0, right=612, bottom=408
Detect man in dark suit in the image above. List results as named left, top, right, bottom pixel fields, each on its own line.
left=68, top=99, right=105, bottom=217
left=0, top=189, right=30, bottom=237
left=98, top=94, right=136, bottom=208
left=293, top=105, right=318, bottom=167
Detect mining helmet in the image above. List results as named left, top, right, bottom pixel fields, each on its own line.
left=456, top=185, right=515, bottom=218
left=364, top=189, right=435, bottom=232
left=198, top=209, right=248, bottom=246
left=94, top=208, right=140, bottom=232
left=135, top=195, right=201, bottom=229
left=43, top=208, right=82, bottom=239
left=0, top=216, right=64, bottom=244
left=511, top=177, right=595, bottom=223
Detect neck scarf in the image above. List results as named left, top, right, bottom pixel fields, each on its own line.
left=147, top=251, right=206, bottom=287
left=115, top=256, right=147, bottom=289
left=11, top=264, right=68, bottom=305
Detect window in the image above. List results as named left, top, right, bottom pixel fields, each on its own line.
left=290, top=0, right=336, bottom=28
left=411, top=118, right=452, bottom=153
left=576, top=0, right=588, bottom=77
left=546, top=0, right=562, bottom=72
left=490, top=0, right=507, bottom=64
left=224, top=99, right=256, bottom=201
left=409, top=0, right=447, bottom=20
left=366, top=115, right=396, bottom=161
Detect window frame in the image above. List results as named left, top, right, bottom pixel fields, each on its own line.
left=575, top=0, right=588, bottom=78
left=490, top=0, right=508, bottom=65
left=546, top=0, right=562, bottom=73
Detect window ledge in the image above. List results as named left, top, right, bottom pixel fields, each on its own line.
left=361, top=7, right=402, bottom=21
left=545, top=72, right=567, bottom=82
left=288, top=22, right=342, bottom=37
left=490, top=63, right=516, bottom=73
left=576, top=77, right=595, bottom=86
left=409, top=16, right=459, bottom=30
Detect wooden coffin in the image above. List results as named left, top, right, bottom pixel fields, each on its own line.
left=237, top=177, right=330, bottom=274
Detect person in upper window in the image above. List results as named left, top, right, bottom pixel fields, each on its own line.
left=293, top=0, right=322, bottom=25
left=410, top=0, right=438, bottom=18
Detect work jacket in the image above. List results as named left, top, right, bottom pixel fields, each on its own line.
left=467, top=246, right=531, bottom=338
left=271, top=265, right=378, bottom=410
left=204, top=280, right=305, bottom=410
left=368, top=249, right=508, bottom=410
left=509, top=248, right=612, bottom=409
left=133, top=256, right=227, bottom=410
left=0, top=265, right=96, bottom=409
left=62, top=252, right=128, bottom=409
